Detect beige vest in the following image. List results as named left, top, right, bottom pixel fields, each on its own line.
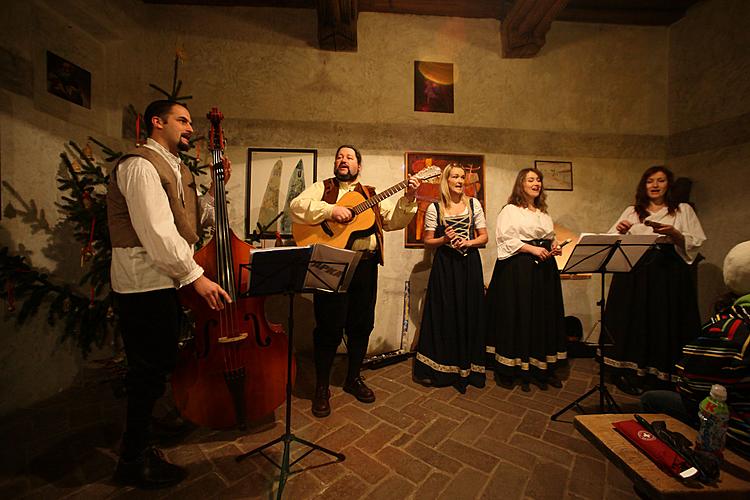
left=107, top=147, right=200, bottom=248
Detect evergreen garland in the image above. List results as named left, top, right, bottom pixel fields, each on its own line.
left=0, top=51, right=213, bottom=356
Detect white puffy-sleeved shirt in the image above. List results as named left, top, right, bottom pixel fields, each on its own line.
left=607, top=203, right=706, bottom=264
left=495, top=204, right=555, bottom=260
left=110, top=138, right=215, bottom=293
left=423, top=198, right=487, bottom=234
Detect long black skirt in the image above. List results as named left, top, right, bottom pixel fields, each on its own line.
left=603, top=245, right=700, bottom=382
left=414, top=246, right=486, bottom=388
left=485, top=253, right=566, bottom=378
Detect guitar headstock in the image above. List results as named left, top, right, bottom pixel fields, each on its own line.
left=414, top=165, right=442, bottom=181
left=206, top=107, right=224, bottom=153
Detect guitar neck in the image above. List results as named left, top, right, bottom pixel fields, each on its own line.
left=352, top=179, right=408, bottom=214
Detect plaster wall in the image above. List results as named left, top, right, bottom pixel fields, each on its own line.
left=668, top=0, right=750, bottom=134
left=0, top=0, right=683, bottom=413
left=667, top=0, right=750, bottom=319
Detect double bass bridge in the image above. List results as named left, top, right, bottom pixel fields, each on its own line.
left=218, top=332, right=248, bottom=343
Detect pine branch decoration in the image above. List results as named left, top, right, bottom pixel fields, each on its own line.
left=1, top=54, right=217, bottom=356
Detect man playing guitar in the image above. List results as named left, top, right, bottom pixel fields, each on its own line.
left=290, top=145, right=421, bottom=417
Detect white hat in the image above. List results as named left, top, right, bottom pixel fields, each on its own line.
left=723, top=241, right=750, bottom=295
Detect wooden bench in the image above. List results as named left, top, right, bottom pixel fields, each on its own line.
left=574, top=413, right=750, bottom=499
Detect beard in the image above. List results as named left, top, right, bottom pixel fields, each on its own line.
left=334, top=166, right=357, bottom=182
left=177, top=136, right=191, bottom=152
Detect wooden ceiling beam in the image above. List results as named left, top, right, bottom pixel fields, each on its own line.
left=557, top=6, right=690, bottom=26
left=316, top=0, right=358, bottom=51
left=500, top=0, right=569, bottom=58
left=359, top=0, right=503, bottom=19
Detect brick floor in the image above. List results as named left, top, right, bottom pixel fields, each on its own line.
left=0, top=356, right=649, bottom=499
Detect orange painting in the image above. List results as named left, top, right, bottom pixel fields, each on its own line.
left=404, top=152, right=485, bottom=248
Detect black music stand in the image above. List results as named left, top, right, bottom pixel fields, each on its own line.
left=551, top=234, right=657, bottom=421
left=235, top=245, right=358, bottom=499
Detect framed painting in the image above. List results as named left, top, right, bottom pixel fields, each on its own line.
left=46, top=51, right=91, bottom=109
left=414, top=61, right=454, bottom=114
left=535, top=160, right=573, bottom=191
left=404, top=152, right=485, bottom=248
left=245, top=148, right=317, bottom=241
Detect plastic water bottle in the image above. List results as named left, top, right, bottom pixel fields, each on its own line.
left=695, top=384, right=730, bottom=476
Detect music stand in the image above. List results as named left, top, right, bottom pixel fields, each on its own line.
left=235, top=244, right=358, bottom=498
left=551, top=234, right=657, bottom=421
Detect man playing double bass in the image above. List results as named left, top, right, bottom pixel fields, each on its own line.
left=107, top=100, right=231, bottom=489
left=290, top=145, right=420, bottom=418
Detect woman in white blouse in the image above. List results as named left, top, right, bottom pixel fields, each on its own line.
left=603, top=166, right=706, bottom=395
left=414, top=165, right=488, bottom=393
left=485, top=168, right=566, bottom=392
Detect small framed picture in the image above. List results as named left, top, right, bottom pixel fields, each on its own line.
left=535, top=160, right=573, bottom=191
left=414, top=61, right=454, bottom=114
left=245, top=148, right=317, bottom=241
left=46, top=51, right=91, bottom=109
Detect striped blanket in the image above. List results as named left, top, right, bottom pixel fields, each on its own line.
left=676, top=294, right=750, bottom=457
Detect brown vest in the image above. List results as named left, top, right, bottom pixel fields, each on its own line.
left=107, top=146, right=200, bottom=248
left=322, top=177, right=385, bottom=265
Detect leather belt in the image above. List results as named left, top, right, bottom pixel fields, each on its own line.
left=523, top=239, right=552, bottom=251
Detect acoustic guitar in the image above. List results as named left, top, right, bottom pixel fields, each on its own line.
left=292, top=166, right=442, bottom=248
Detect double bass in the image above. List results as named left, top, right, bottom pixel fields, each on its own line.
left=171, top=108, right=294, bottom=429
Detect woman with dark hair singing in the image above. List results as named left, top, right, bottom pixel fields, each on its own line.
left=486, top=168, right=566, bottom=392
left=604, top=166, right=706, bottom=395
left=414, top=165, right=488, bottom=393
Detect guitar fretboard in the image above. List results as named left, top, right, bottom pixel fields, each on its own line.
left=352, top=180, right=409, bottom=215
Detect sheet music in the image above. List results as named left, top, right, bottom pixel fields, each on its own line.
left=304, top=244, right=360, bottom=293
left=562, top=233, right=658, bottom=274
left=562, top=234, right=619, bottom=273
left=245, top=245, right=313, bottom=295
left=606, top=234, right=659, bottom=272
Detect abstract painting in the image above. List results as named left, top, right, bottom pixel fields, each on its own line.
left=245, top=148, right=317, bottom=241
left=404, top=152, right=485, bottom=248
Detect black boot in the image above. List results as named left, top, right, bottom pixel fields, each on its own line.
left=311, top=385, right=331, bottom=418
left=114, top=446, right=187, bottom=489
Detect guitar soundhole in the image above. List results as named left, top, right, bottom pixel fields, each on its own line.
left=320, top=221, right=334, bottom=237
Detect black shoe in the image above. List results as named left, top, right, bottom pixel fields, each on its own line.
left=496, top=374, right=514, bottom=389
left=615, top=375, right=644, bottom=396
left=547, top=374, right=563, bottom=389
left=533, top=378, right=548, bottom=391
left=114, top=446, right=187, bottom=489
left=520, top=381, right=531, bottom=393
left=453, top=381, right=467, bottom=394
left=343, top=376, right=376, bottom=403
left=412, top=374, right=434, bottom=387
left=311, top=385, right=331, bottom=418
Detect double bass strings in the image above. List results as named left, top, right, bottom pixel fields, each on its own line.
left=212, top=148, right=241, bottom=372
